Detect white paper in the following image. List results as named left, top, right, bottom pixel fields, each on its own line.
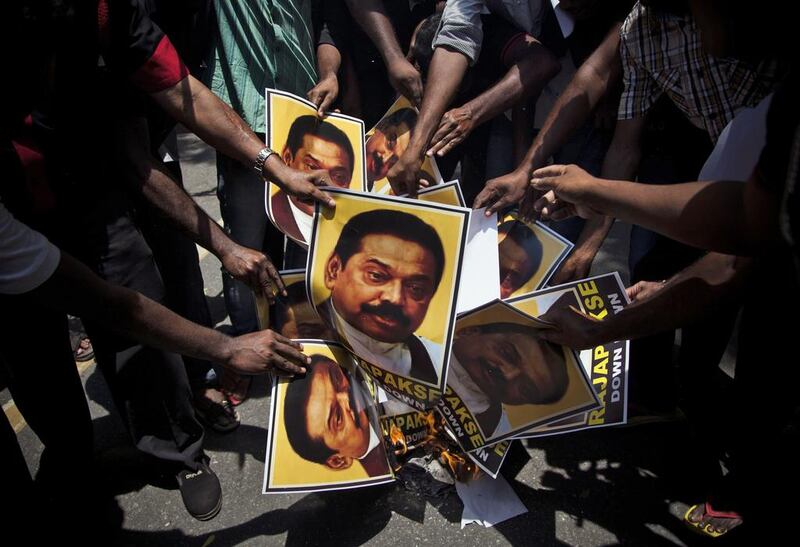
left=456, top=209, right=500, bottom=314
left=457, top=472, right=527, bottom=528
left=699, top=93, right=773, bottom=181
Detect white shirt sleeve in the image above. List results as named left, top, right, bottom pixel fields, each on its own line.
left=0, top=201, right=61, bottom=295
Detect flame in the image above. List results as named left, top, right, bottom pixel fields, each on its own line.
left=389, top=423, right=408, bottom=455
left=437, top=447, right=480, bottom=482
left=423, top=411, right=438, bottom=436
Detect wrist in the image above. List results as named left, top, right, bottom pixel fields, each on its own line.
left=261, top=153, right=287, bottom=181
left=213, top=332, right=236, bottom=366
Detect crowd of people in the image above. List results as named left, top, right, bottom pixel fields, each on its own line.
left=1, top=0, right=797, bottom=541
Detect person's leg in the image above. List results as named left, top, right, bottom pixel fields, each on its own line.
left=0, top=294, right=94, bottom=481
left=216, top=151, right=283, bottom=336
left=64, top=198, right=219, bottom=519
left=136, top=161, right=239, bottom=432
left=216, top=149, right=282, bottom=404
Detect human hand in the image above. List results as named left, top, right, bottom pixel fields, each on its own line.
left=530, top=164, right=603, bottom=221
left=537, top=305, right=608, bottom=349
left=550, top=250, right=595, bottom=285
left=224, top=331, right=310, bottom=376
left=387, top=57, right=423, bottom=107
left=387, top=153, right=429, bottom=197
left=626, top=280, right=666, bottom=303
left=221, top=245, right=286, bottom=303
left=274, top=163, right=336, bottom=208
left=307, top=74, right=339, bottom=117
left=427, top=106, right=475, bottom=157
left=473, top=168, right=530, bottom=215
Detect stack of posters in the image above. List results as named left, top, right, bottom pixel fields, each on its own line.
left=258, top=90, right=630, bottom=491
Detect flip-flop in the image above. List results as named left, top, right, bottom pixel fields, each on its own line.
left=684, top=502, right=743, bottom=538
left=74, top=337, right=95, bottom=362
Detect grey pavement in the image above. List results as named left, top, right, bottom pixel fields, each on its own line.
left=8, top=130, right=717, bottom=546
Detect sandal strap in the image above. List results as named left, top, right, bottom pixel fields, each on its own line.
left=703, top=502, right=742, bottom=520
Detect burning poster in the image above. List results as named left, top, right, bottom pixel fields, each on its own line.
left=438, top=300, right=599, bottom=452
left=466, top=439, right=513, bottom=479
left=265, top=89, right=367, bottom=247
left=497, top=213, right=573, bottom=299
left=262, top=340, right=394, bottom=493
left=508, top=272, right=630, bottom=436
left=307, top=189, right=470, bottom=411
left=366, top=95, right=442, bottom=194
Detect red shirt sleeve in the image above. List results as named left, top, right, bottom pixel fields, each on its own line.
left=98, top=0, right=189, bottom=93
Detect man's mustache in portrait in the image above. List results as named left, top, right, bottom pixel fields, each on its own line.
left=360, top=301, right=411, bottom=328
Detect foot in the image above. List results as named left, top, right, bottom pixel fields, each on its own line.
left=684, top=502, right=743, bottom=538
left=220, top=369, right=252, bottom=406
left=193, top=388, right=240, bottom=433
left=74, top=337, right=95, bottom=362
left=176, top=460, right=222, bottom=521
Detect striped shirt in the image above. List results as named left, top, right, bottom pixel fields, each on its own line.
left=206, top=0, right=318, bottom=133
left=618, top=2, right=783, bottom=142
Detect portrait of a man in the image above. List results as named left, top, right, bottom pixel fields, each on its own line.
left=270, top=115, right=355, bottom=243
left=366, top=108, right=416, bottom=190
left=448, top=321, right=569, bottom=438
left=318, top=209, right=446, bottom=385
left=283, top=354, right=389, bottom=477
left=498, top=220, right=543, bottom=299
left=274, top=280, right=335, bottom=340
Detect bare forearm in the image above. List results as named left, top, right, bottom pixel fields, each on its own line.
left=344, top=0, right=404, bottom=63
left=575, top=178, right=764, bottom=254
left=594, top=252, right=750, bottom=344
left=407, top=48, right=469, bottom=158
left=151, top=75, right=300, bottom=189
left=37, top=254, right=235, bottom=365
left=317, top=43, right=341, bottom=79
left=520, top=25, right=622, bottom=174
left=140, top=160, right=235, bottom=260
left=465, top=44, right=559, bottom=131
left=151, top=75, right=262, bottom=169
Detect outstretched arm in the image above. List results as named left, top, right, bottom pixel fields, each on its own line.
left=549, top=116, right=645, bottom=283
left=151, top=75, right=336, bottom=208
left=114, top=117, right=286, bottom=302
left=428, top=35, right=561, bottom=158
left=474, top=23, right=622, bottom=213
left=32, top=252, right=308, bottom=376
left=530, top=163, right=779, bottom=256
left=539, top=252, right=751, bottom=349
left=387, top=47, right=470, bottom=196
left=344, top=0, right=423, bottom=105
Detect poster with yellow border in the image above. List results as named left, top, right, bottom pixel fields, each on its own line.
left=498, top=213, right=573, bottom=299
left=260, top=269, right=337, bottom=340
left=366, top=95, right=442, bottom=195
left=438, top=299, right=599, bottom=451
left=262, top=340, right=395, bottom=493
left=416, top=180, right=465, bottom=207
left=306, top=188, right=470, bottom=411
left=508, top=272, right=630, bottom=437
left=265, top=89, right=367, bottom=247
